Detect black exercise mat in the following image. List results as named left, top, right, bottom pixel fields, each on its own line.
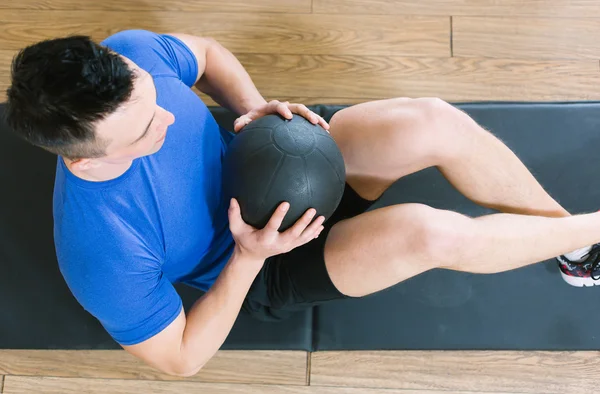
left=0, top=103, right=312, bottom=350
left=314, top=102, right=600, bottom=351
left=3, top=102, right=600, bottom=351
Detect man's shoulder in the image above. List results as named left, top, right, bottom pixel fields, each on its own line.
left=100, top=30, right=171, bottom=76
left=53, top=164, right=160, bottom=266
left=101, top=29, right=159, bottom=52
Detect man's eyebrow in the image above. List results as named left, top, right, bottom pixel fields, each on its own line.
left=130, top=79, right=158, bottom=145
left=131, top=111, right=156, bottom=145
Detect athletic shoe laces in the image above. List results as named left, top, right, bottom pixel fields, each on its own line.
left=587, top=244, right=600, bottom=280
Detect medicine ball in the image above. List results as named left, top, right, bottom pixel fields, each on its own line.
left=223, top=114, right=346, bottom=231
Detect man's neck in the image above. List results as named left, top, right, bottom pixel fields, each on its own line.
left=63, top=158, right=134, bottom=182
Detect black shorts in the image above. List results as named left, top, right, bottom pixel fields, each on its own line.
left=241, top=183, right=378, bottom=322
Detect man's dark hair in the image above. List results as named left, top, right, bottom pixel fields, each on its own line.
left=4, top=35, right=137, bottom=160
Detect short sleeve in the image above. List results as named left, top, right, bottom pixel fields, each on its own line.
left=57, top=238, right=184, bottom=346
left=101, top=29, right=199, bottom=88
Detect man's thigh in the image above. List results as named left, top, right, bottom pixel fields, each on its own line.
left=328, top=97, right=445, bottom=201
left=243, top=200, right=442, bottom=322
left=323, top=204, right=437, bottom=297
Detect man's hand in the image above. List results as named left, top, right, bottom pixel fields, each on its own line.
left=228, top=198, right=325, bottom=262
left=233, top=100, right=330, bottom=133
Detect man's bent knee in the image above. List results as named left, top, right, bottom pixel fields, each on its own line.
left=323, top=203, right=473, bottom=297
left=387, top=204, right=473, bottom=271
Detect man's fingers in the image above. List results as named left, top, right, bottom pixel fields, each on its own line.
left=234, top=115, right=252, bottom=132
left=288, top=103, right=327, bottom=129
left=283, top=208, right=317, bottom=240
left=287, top=103, right=317, bottom=124
left=301, top=215, right=325, bottom=242
left=301, top=106, right=320, bottom=125
left=228, top=198, right=247, bottom=233
left=277, top=102, right=293, bottom=119
left=314, top=226, right=325, bottom=238
left=264, top=202, right=290, bottom=232
left=318, top=115, right=330, bottom=131
left=233, top=120, right=243, bottom=133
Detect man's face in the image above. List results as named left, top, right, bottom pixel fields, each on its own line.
left=92, top=56, right=175, bottom=164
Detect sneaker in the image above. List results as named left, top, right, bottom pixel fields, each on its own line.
left=557, top=243, right=600, bottom=287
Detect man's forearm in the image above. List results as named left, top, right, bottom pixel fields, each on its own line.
left=197, top=39, right=267, bottom=116
left=179, top=247, right=262, bottom=375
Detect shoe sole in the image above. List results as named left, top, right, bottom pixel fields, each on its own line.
left=560, top=271, right=600, bottom=287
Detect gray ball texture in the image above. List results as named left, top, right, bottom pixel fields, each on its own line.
left=223, top=114, right=346, bottom=231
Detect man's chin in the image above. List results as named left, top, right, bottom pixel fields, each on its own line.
left=147, top=139, right=166, bottom=156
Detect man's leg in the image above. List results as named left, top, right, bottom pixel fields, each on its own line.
left=329, top=97, right=570, bottom=218
left=325, top=97, right=599, bottom=291
left=324, top=204, right=600, bottom=297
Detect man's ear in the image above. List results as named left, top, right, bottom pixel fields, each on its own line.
left=69, top=158, right=100, bottom=172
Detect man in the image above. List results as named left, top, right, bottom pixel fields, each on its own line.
left=5, top=29, right=599, bottom=377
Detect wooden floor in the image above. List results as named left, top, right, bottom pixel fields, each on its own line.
left=2, top=0, right=600, bottom=104
left=2, top=350, right=600, bottom=393
left=2, top=0, right=600, bottom=393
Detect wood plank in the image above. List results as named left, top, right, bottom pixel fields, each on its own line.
left=314, top=0, right=600, bottom=17
left=2, top=376, right=529, bottom=394
left=0, top=0, right=311, bottom=13
left=0, top=50, right=14, bottom=103
left=454, top=17, right=600, bottom=60
left=198, top=92, right=371, bottom=108
left=311, top=351, right=600, bottom=393
left=0, top=11, right=449, bottom=57
left=0, top=80, right=374, bottom=108
left=0, top=82, right=371, bottom=107
left=3, top=50, right=599, bottom=103
left=0, top=350, right=307, bottom=385
left=3, top=49, right=599, bottom=103
left=233, top=54, right=600, bottom=101
left=306, top=352, right=311, bottom=385
left=0, top=375, right=4, bottom=394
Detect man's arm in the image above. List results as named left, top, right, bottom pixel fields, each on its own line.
left=122, top=196, right=324, bottom=377
left=167, top=32, right=330, bottom=133
left=167, top=33, right=267, bottom=116
left=122, top=247, right=263, bottom=377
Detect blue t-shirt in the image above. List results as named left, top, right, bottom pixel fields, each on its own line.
left=53, top=30, right=235, bottom=346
